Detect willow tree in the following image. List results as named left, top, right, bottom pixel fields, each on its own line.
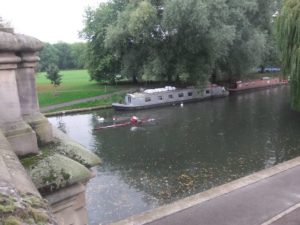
left=277, top=0, right=300, bottom=110
left=83, top=0, right=276, bottom=84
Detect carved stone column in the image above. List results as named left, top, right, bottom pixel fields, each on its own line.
left=0, top=43, right=39, bottom=156
left=15, top=43, right=53, bottom=144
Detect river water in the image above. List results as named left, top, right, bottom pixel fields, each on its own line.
left=48, top=86, right=300, bottom=225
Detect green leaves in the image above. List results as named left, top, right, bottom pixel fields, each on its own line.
left=39, top=42, right=87, bottom=71
left=82, top=0, right=278, bottom=84
left=277, top=0, right=300, bottom=110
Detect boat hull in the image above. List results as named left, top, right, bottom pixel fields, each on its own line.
left=228, top=82, right=287, bottom=94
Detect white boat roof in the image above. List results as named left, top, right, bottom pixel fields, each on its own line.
left=127, top=85, right=223, bottom=98
left=144, top=86, right=176, bottom=94
left=128, top=86, right=195, bottom=98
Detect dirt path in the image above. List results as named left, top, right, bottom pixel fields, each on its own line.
left=40, top=88, right=137, bottom=112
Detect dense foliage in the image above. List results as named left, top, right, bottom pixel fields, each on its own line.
left=82, top=0, right=280, bottom=84
left=277, top=0, right=300, bottom=110
left=39, top=42, right=87, bottom=71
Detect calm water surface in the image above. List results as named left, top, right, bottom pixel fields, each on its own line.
left=49, top=86, right=300, bottom=225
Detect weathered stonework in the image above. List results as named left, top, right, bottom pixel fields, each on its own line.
left=45, top=184, right=89, bottom=225
left=52, top=127, right=101, bottom=168
left=0, top=26, right=101, bottom=225
left=0, top=50, right=39, bottom=156
left=16, top=51, right=53, bottom=144
left=0, top=130, right=57, bottom=224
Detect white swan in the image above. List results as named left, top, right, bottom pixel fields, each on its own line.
left=97, top=116, right=105, bottom=122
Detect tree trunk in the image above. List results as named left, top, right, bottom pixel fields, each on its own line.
left=167, top=74, right=172, bottom=83
left=132, top=75, right=138, bottom=84
left=260, top=65, right=265, bottom=73
left=211, top=69, right=217, bottom=83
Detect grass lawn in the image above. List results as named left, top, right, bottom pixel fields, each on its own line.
left=36, top=70, right=123, bottom=107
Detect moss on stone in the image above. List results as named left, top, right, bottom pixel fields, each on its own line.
left=0, top=192, right=54, bottom=225
left=0, top=194, right=17, bottom=213
left=20, top=147, right=53, bottom=169
left=20, top=136, right=96, bottom=196
left=25, top=154, right=91, bottom=194
left=3, top=216, right=22, bottom=225
left=21, top=194, right=47, bottom=209
left=30, top=208, right=49, bottom=223
left=61, top=169, right=71, bottom=181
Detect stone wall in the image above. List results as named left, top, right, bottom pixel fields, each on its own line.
left=0, top=27, right=101, bottom=225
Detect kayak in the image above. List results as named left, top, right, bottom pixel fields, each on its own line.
left=93, top=118, right=155, bottom=131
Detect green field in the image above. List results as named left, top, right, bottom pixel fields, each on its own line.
left=36, top=70, right=122, bottom=107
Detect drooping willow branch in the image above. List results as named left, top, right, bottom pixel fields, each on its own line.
left=277, top=0, right=300, bottom=110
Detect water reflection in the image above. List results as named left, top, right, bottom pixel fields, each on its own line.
left=49, top=86, right=300, bottom=225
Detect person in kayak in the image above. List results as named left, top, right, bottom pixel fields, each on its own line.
left=130, top=116, right=141, bottom=125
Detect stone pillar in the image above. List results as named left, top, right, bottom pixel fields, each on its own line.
left=0, top=26, right=101, bottom=225
left=0, top=49, right=39, bottom=156
left=16, top=49, right=53, bottom=144
left=16, top=52, right=40, bottom=115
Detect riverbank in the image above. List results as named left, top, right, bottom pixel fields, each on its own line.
left=38, top=70, right=283, bottom=113
left=44, top=105, right=112, bottom=117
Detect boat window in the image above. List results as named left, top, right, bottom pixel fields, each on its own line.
left=168, top=94, right=173, bottom=99
left=178, top=93, right=184, bottom=97
left=206, top=90, right=210, bottom=94
left=127, top=96, right=131, bottom=103
left=158, top=96, right=163, bottom=100
left=188, top=92, right=193, bottom=96
left=145, top=97, right=151, bottom=102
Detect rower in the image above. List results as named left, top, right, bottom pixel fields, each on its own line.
left=130, top=116, right=140, bottom=125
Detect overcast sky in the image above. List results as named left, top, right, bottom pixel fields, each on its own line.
left=1, top=0, right=107, bottom=43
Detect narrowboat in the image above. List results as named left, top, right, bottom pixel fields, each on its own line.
left=228, top=77, right=288, bottom=93
left=112, top=85, right=229, bottom=110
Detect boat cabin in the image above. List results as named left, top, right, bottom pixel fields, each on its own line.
left=123, top=85, right=226, bottom=106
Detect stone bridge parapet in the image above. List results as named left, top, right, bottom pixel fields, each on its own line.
left=0, top=26, right=101, bottom=225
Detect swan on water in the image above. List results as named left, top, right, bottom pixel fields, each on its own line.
left=97, top=116, right=105, bottom=122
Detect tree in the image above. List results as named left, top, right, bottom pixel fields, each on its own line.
left=70, top=42, right=88, bottom=69
left=53, top=42, right=75, bottom=70
left=81, top=3, right=122, bottom=82
left=82, top=0, right=279, bottom=85
left=39, top=42, right=88, bottom=71
left=45, top=64, right=62, bottom=90
left=39, top=43, right=59, bottom=71
left=277, top=0, right=300, bottom=110
left=254, top=0, right=281, bottom=73
left=160, top=0, right=235, bottom=83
